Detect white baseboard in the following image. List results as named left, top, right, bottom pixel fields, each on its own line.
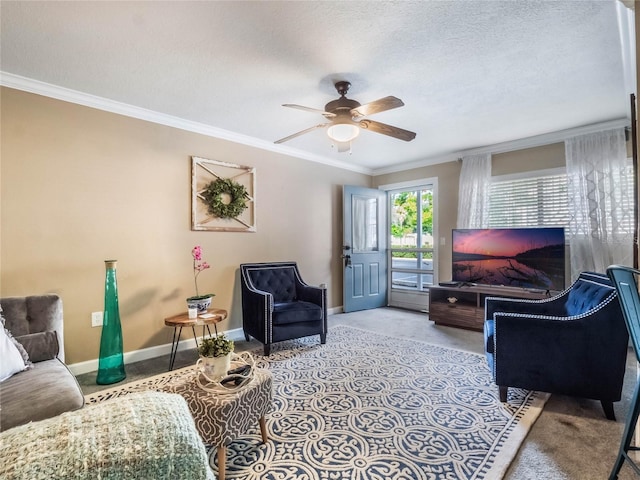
left=69, top=311, right=343, bottom=376
left=67, top=327, right=245, bottom=376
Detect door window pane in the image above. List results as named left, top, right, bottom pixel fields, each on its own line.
left=391, top=272, right=434, bottom=290
left=421, top=189, right=434, bottom=248
left=390, top=191, right=417, bottom=248
left=391, top=253, right=434, bottom=269
left=392, top=252, right=418, bottom=269
left=352, top=196, right=378, bottom=252
left=389, top=186, right=434, bottom=292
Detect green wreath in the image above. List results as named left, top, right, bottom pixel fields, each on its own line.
left=201, top=178, right=249, bottom=219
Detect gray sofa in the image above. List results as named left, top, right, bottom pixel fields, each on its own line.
left=1, top=294, right=85, bottom=431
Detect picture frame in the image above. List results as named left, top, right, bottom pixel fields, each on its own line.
left=191, top=156, right=256, bottom=232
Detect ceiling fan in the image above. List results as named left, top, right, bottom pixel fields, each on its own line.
left=275, top=81, right=416, bottom=152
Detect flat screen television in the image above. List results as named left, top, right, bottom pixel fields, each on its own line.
left=451, top=228, right=565, bottom=291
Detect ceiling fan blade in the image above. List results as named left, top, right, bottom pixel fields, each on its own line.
left=351, top=96, right=404, bottom=118
left=359, top=119, right=416, bottom=142
left=283, top=104, right=336, bottom=118
left=274, top=123, right=330, bottom=144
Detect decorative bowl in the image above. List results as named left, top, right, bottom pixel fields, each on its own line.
left=187, top=295, right=213, bottom=313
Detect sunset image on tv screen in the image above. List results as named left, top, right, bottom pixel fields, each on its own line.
left=452, top=228, right=565, bottom=290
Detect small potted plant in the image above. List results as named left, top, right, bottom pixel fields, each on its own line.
left=197, top=334, right=234, bottom=381
left=187, top=245, right=215, bottom=312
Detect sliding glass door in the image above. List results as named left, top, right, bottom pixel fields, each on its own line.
left=385, top=180, right=437, bottom=311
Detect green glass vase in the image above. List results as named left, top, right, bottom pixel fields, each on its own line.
left=96, top=260, right=126, bottom=385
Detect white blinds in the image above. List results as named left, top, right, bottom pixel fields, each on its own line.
left=488, top=172, right=569, bottom=228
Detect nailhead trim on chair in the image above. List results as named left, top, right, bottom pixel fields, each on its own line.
left=490, top=272, right=619, bottom=381
left=240, top=267, right=274, bottom=346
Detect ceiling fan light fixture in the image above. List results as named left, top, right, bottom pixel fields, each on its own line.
left=275, top=80, right=415, bottom=146
left=327, top=123, right=360, bottom=143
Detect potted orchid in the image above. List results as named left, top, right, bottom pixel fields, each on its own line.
left=186, top=245, right=215, bottom=312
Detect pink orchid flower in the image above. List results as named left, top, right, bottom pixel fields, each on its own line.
left=191, top=246, right=211, bottom=296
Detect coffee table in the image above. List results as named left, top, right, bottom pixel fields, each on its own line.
left=85, top=364, right=273, bottom=480
left=164, top=309, right=228, bottom=370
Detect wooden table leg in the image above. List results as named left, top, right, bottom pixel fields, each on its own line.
left=259, top=416, right=268, bottom=444
left=217, top=446, right=226, bottom=480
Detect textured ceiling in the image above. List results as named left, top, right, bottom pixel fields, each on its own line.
left=0, top=1, right=633, bottom=173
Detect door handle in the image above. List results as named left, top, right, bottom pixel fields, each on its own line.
left=342, top=254, right=352, bottom=268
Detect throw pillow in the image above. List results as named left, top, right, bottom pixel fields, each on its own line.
left=0, top=308, right=32, bottom=367
left=0, top=324, right=27, bottom=382
left=15, top=332, right=58, bottom=363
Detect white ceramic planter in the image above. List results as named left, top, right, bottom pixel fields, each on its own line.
left=196, top=353, right=231, bottom=382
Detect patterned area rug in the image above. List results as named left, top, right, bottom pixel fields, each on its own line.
left=86, top=326, right=548, bottom=479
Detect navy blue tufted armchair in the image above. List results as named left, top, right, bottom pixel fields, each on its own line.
left=484, top=271, right=628, bottom=420
left=240, top=262, right=327, bottom=356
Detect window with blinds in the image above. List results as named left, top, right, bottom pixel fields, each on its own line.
left=488, top=165, right=634, bottom=232
left=488, top=171, right=569, bottom=228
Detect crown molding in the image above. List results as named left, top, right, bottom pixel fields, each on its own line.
left=2, top=71, right=629, bottom=179
left=0, top=71, right=372, bottom=175
left=372, top=118, right=631, bottom=176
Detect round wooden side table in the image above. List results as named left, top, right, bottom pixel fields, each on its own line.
left=164, top=308, right=228, bottom=370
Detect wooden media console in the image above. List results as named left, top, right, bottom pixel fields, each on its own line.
left=428, top=284, right=553, bottom=331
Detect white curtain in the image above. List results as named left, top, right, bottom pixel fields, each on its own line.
left=457, top=153, right=491, bottom=228
left=565, top=128, right=633, bottom=280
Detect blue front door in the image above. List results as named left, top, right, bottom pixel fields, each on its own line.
left=343, top=185, right=388, bottom=312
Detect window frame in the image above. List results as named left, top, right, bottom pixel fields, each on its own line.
left=378, top=177, right=438, bottom=311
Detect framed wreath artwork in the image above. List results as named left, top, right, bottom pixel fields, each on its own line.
left=191, top=156, right=256, bottom=232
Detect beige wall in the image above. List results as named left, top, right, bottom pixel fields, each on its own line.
left=492, top=142, right=565, bottom=176
left=1, top=87, right=370, bottom=363
left=1, top=84, right=631, bottom=364
left=373, top=142, right=568, bottom=281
